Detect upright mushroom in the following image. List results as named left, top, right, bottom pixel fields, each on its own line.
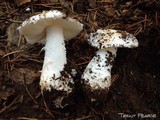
left=82, top=29, right=138, bottom=101
left=18, top=10, right=83, bottom=95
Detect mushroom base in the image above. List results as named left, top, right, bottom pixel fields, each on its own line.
left=42, top=82, right=75, bottom=108
left=81, top=82, right=110, bottom=102
left=41, top=72, right=74, bottom=93
left=81, top=48, right=117, bottom=102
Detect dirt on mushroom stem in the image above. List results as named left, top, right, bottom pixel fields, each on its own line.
left=0, top=0, right=160, bottom=119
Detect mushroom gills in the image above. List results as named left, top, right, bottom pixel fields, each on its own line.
left=82, top=47, right=117, bottom=90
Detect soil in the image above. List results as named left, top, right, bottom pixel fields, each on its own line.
left=0, top=0, right=160, bottom=120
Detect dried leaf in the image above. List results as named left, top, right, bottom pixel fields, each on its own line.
left=0, top=50, right=5, bottom=56
left=0, top=11, right=3, bottom=17
left=49, top=0, right=64, bottom=2
left=7, top=23, right=20, bottom=46
left=0, top=92, right=11, bottom=100
left=0, top=88, right=15, bottom=100
left=88, top=0, right=97, bottom=8
left=7, top=15, right=27, bottom=46
left=105, top=7, right=116, bottom=17
left=10, top=68, right=40, bottom=85
left=96, top=0, right=115, bottom=3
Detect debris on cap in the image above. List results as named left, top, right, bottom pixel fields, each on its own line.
left=88, top=29, right=138, bottom=49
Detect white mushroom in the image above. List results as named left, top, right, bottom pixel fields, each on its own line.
left=18, top=10, right=83, bottom=94
left=82, top=29, right=138, bottom=96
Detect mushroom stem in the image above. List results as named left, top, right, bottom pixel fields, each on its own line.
left=40, top=25, right=67, bottom=91
left=82, top=47, right=117, bottom=90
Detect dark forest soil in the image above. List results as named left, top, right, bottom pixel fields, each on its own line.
left=0, top=0, right=160, bottom=119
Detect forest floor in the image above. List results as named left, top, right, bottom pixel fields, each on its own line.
left=0, top=0, right=160, bottom=119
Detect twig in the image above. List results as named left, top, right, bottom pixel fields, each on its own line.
left=25, top=86, right=38, bottom=105
left=134, top=25, right=143, bottom=36
left=155, top=11, right=158, bottom=26
left=126, top=19, right=147, bottom=29
left=17, top=117, right=38, bottom=120
left=7, top=19, right=22, bottom=23
left=0, top=95, right=19, bottom=114
left=76, top=61, right=89, bottom=66
left=76, top=115, right=95, bottom=120
left=3, top=50, right=23, bottom=58
left=144, top=14, right=147, bottom=30
left=18, top=34, right=22, bottom=47
left=42, top=94, right=55, bottom=118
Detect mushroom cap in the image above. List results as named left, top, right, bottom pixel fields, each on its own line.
left=88, top=29, right=138, bottom=49
left=18, top=10, right=83, bottom=44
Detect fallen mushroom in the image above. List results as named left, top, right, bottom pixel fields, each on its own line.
left=82, top=29, right=138, bottom=101
left=18, top=10, right=83, bottom=98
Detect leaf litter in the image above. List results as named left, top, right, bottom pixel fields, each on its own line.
left=0, top=0, right=160, bottom=119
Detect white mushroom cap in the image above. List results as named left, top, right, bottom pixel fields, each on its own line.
left=88, top=29, right=138, bottom=49
left=18, top=10, right=83, bottom=44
